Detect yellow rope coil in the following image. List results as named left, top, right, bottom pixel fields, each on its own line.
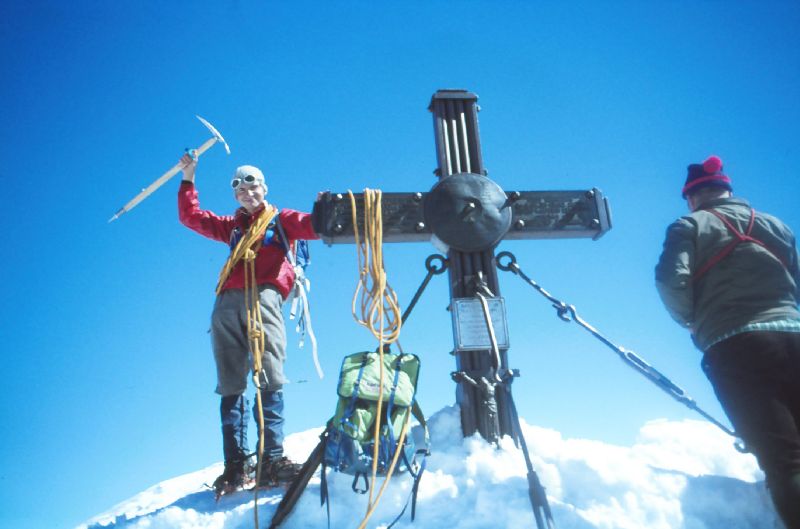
left=348, top=190, right=402, bottom=344
left=348, top=189, right=406, bottom=527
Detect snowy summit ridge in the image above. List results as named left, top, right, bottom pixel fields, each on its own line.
left=80, top=406, right=780, bottom=529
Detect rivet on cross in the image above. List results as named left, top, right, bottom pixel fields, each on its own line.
left=312, top=89, right=612, bottom=444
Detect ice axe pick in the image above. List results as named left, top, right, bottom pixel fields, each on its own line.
left=108, top=115, right=231, bottom=223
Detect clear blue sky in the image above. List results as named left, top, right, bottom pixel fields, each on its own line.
left=1, top=2, right=798, bottom=528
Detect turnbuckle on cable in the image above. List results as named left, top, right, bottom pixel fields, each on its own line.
left=495, top=250, right=745, bottom=449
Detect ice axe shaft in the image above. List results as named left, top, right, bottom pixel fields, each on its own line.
left=108, top=115, right=230, bottom=223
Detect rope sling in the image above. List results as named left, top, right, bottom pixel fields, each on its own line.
left=214, top=204, right=278, bottom=529
left=347, top=189, right=408, bottom=529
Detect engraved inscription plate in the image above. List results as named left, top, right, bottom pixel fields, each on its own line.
left=452, top=297, right=510, bottom=351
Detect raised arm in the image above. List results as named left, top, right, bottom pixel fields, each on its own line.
left=177, top=154, right=236, bottom=243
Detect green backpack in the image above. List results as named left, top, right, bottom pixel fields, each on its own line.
left=321, top=350, right=428, bottom=524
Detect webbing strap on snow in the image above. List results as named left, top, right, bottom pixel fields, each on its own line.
left=320, top=459, right=331, bottom=529
left=387, top=400, right=430, bottom=528
left=386, top=440, right=429, bottom=528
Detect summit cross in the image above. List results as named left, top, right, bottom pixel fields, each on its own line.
left=312, top=89, right=612, bottom=443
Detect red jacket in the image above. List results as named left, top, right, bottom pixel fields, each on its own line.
left=178, top=181, right=318, bottom=298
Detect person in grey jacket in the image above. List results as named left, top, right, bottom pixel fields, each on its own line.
left=656, top=155, right=800, bottom=527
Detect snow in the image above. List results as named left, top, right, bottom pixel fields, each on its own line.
left=78, top=406, right=783, bottom=529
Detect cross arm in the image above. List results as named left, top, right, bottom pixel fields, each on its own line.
left=311, top=187, right=612, bottom=246
left=503, top=188, right=612, bottom=241
left=311, top=191, right=431, bottom=245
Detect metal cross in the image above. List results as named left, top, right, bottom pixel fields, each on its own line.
left=312, top=89, right=612, bottom=443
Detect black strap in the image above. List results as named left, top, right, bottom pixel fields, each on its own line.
left=352, top=472, right=369, bottom=494
left=320, top=459, right=331, bottom=529
left=505, top=384, right=556, bottom=529
left=385, top=447, right=428, bottom=528
left=269, top=426, right=328, bottom=529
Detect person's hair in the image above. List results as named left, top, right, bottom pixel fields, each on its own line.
left=688, top=186, right=731, bottom=207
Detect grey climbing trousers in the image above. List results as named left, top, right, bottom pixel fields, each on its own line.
left=211, top=284, right=287, bottom=396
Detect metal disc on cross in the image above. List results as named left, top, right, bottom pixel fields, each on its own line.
left=423, top=172, right=512, bottom=252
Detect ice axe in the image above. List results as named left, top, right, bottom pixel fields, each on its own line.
left=108, top=115, right=231, bottom=223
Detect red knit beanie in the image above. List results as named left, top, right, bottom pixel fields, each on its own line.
left=682, top=155, right=732, bottom=198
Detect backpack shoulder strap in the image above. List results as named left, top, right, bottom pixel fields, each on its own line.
left=411, top=400, right=427, bottom=432
left=693, top=207, right=789, bottom=281
left=273, top=212, right=295, bottom=263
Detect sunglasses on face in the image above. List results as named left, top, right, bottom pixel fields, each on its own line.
left=231, top=174, right=259, bottom=189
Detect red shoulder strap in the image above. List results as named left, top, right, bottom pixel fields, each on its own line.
left=693, top=208, right=789, bottom=282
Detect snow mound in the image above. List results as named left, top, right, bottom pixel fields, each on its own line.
left=79, top=406, right=780, bottom=529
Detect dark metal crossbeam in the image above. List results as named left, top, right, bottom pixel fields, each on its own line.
left=312, top=189, right=611, bottom=245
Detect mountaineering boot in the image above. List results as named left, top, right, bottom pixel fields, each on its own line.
left=252, top=387, right=296, bottom=487
left=256, top=455, right=303, bottom=487
left=213, top=458, right=253, bottom=498
left=215, top=394, right=252, bottom=498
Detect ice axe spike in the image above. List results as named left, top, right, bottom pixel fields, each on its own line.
left=108, top=115, right=231, bottom=223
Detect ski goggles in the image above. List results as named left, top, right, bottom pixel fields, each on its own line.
left=231, top=174, right=261, bottom=189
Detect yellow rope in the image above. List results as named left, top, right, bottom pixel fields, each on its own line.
left=212, top=205, right=277, bottom=529
left=348, top=189, right=405, bottom=527
left=355, top=413, right=411, bottom=529
left=348, top=190, right=402, bottom=344
left=246, top=247, right=267, bottom=529
left=216, top=205, right=278, bottom=295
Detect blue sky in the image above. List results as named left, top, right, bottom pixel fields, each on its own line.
left=1, top=1, right=798, bottom=528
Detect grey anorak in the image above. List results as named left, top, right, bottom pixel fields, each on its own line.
left=655, top=197, right=800, bottom=351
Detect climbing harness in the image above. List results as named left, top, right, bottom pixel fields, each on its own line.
left=495, top=250, right=744, bottom=447
left=694, top=207, right=790, bottom=281
left=463, top=276, right=557, bottom=529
